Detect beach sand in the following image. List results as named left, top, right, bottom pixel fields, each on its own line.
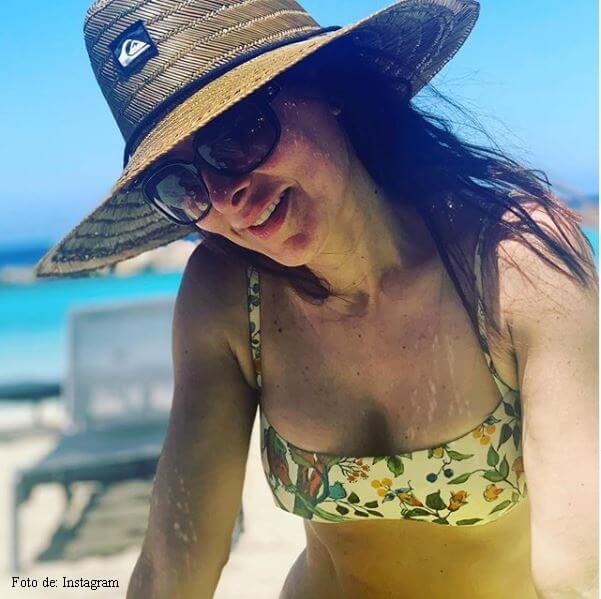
left=0, top=402, right=305, bottom=598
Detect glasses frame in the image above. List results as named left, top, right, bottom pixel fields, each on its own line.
left=138, top=82, right=282, bottom=226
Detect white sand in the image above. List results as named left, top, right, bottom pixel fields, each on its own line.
left=0, top=402, right=305, bottom=598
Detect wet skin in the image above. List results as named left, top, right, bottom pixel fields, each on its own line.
left=166, top=83, right=537, bottom=597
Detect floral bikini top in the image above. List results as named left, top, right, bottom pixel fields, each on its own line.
left=247, top=228, right=527, bottom=526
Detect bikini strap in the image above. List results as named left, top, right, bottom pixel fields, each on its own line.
left=246, top=265, right=263, bottom=390
left=474, top=224, right=513, bottom=396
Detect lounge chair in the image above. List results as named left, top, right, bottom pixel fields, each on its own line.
left=10, top=297, right=243, bottom=572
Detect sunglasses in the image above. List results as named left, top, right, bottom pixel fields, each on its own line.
left=139, top=82, right=282, bottom=226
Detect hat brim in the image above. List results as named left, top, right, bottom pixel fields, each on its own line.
left=36, top=0, right=479, bottom=277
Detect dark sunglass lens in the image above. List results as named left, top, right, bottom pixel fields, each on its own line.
left=145, top=164, right=210, bottom=223
left=197, top=103, right=278, bottom=174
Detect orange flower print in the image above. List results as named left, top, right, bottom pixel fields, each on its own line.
left=341, top=458, right=370, bottom=483
left=483, top=483, right=504, bottom=502
left=397, top=492, right=424, bottom=507
left=431, top=447, right=445, bottom=459
left=472, top=422, right=495, bottom=445
left=512, top=457, right=524, bottom=480
left=448, top=490, right=468, bottom=512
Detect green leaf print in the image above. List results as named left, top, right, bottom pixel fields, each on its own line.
left=372, top=456, right=385, bottom=465
left=274, top=436, right=287, bottom=456
left=449, top=472, right=471, bottom=484
left=266, top=427, right=287, bottom=457
left=487, top=445, right=499, bottom=467
left=512, top=425, right=521, bottom=449
left=498, top=423, right=513, bottom=448
left=364, top=501, right=379, bottom=509
left=483, top=470, right=505, bottom=482
left=514, top=399, right=521, bottom=418
left=425, top=491, right=447, bottom=511
left=489, top=499, right=512, bottom=514
left=294, top=494, right=345, bottom=522
left=405, top=508, right=430, bottom=517
left=366, top=509, right=384, bottom=518
left=348, top=492, right=360, bottom=504
left=293, top=494, right=317, bottom=519
left=499, top=456, right=509, bottom=479
left=511, top=492, right=520, bottom=503
left=288, top=447, right=314, bottom=468
left=456, top=518, right=482, bottom=525
left=386, top=456, right=404, bottom=476
left=446, top=450, right=473, bottom=461
left=353, top=510, right=370, bottom=517
left=336, top=505, right=349, bottom=515
left=329, top=481, right=347, bottom=500
left=503, top=402, right=515, bottom=417
left=432, top=518, right=449, bottom=525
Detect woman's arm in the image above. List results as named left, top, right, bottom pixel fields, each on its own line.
left=498, top=222, right=598, bottom=598
left=127, top=248, right=258, bottom=599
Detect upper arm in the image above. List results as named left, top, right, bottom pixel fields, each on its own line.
left=497, top=217, right=598, bottom=592
left=136, top=247, right=258, bottom=596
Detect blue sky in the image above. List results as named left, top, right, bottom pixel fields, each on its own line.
left=0, top=0, right=597, bottom=244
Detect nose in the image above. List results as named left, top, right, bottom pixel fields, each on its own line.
left=200, top=166, right=252, bottom=220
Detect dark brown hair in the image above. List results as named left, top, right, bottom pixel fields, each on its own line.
left=198, top=43, right=597, bottom=349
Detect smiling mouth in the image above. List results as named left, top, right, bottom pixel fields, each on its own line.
left=251, top=189, right=288, bottom=227
left=247, top=187, right=291, bottom=238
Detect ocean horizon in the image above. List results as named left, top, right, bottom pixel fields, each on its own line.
left=0, top=226, right=598, bottom=386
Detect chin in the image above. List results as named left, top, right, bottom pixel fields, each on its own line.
left=258, top=229, right=319, bottom=267
left=279, top=203, right=325, bottom=265
left=252, top=193, right=325, bottom=267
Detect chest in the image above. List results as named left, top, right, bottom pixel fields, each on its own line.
left=257, top=273, right=516, bottom=456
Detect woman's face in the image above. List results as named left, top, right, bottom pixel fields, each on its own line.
left=167, top=82, right=354, bottom=267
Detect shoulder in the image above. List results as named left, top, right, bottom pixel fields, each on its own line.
left=493, top=203, right=597, bottom=347
left=176, top=243, right=252, bottom=350
left=180, top=242, right=248, bottom=306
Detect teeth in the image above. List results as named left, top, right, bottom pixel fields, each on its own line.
left=253, top=191, right=285, bottom=226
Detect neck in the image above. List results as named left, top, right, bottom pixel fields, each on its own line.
left=305, top=160, right=437, bottom=313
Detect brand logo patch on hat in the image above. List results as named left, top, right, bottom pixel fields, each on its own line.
left=110, top=21, right=158, bottom=77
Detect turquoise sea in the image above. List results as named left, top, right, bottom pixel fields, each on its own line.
left=0, top=271, right=183, bottom=383
left=0, top=226, right=597, bottom=385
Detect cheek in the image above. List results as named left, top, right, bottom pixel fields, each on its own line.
left=273, top=108, right=349, bottom=195
left=195, top=213, right=247, bottom=248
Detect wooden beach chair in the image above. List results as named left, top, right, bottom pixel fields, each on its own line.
left=10, top=297, right=243, bottom=571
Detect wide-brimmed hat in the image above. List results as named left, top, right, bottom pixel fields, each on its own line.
left=35, top=0, right=479, bottom=277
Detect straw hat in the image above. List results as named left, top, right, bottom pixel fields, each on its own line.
left=35, top=0, right=479, bottom=277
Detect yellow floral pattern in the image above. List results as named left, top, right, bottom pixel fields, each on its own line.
left=247, top=245, right=528, bottom=526
left=258, top=390, right=527, bottom=525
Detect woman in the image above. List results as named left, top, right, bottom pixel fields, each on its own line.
left=37, top=0, right=598, bottom=597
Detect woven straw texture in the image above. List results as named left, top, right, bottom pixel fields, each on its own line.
left=36, top=0, right=479, bottom=277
